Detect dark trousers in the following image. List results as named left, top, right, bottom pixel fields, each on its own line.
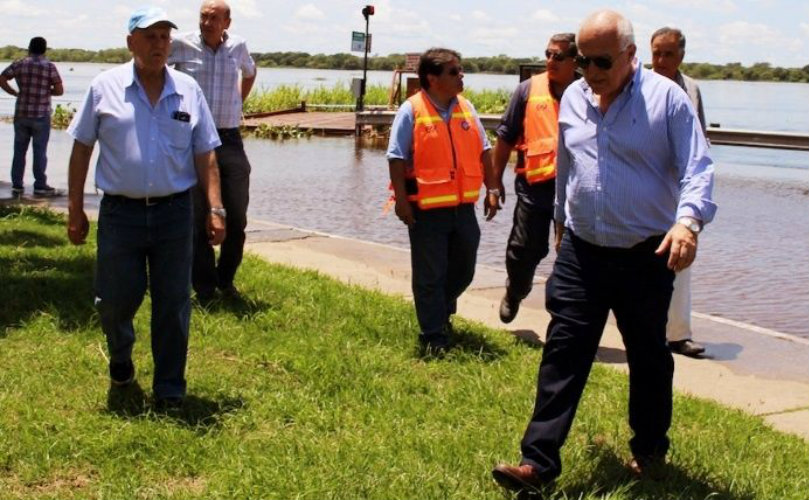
left=192, top=128, right=251, bottom=295
left=11, top=116, right=51, bottom=189
left=520, top=231, right=675, bottom=481
left=408, top=203, right=480, bottom=341
left=95, top=191, right=194, bottom=399
left=505, top=176, right=555, bottom=300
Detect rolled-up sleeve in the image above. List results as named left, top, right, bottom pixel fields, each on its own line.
left=496, top=80, right=529, bottom=144
left=67, top=86, right=98, bottom=147
left=386, top=101, right=414, bottom=161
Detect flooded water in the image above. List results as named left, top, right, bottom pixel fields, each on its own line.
left=0, top=64, right=807, bottom=338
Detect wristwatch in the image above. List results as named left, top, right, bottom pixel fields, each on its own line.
left=677, top=216, right=701, bottom=234
left=210, top=207, right=227, bottom=218
left=487, top=188, right=501, bottom=197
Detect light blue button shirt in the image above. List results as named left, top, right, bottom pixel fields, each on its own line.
left=556, top=62, right=717, bottom=248
left=386, top=93, right=491, bottom=163
left=67, top=61, right=221, bottom=198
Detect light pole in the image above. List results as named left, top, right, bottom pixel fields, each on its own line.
left=357, top=5, right=374, bottom=111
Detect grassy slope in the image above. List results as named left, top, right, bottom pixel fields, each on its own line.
left=1, top=205, right=807, bottom=500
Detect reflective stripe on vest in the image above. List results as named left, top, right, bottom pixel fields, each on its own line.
left=516, top=72, right=559, bottom=184
left=408, top=90, right=484, bottom=210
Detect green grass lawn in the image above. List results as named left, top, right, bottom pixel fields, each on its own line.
left=1, top=205, right=808, bottom=499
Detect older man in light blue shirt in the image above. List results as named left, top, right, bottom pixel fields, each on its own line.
left=493, top=10, right=716, bottom=491
left=66, top=6, right=224, bottom=409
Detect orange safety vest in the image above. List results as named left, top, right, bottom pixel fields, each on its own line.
left=515, top=72, right=559, bottom=184
left=407, top=90, right=484, bottom=210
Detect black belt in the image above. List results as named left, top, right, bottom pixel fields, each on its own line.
left=104, top=189, right=190, bottom=207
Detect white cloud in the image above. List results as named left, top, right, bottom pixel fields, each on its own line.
left=450, top=14, right=462, bottom=22
left=472, top=10, right=490, bottom=21
left=231, top=0, right=262, bottom=19
left=801, top=22, right=809, bottom=37
left=656, top=0, right=737, bottom=12
left=718, top=21, right=780, bottom=47
left=532, top=9, right=559, bottom=23
left=295, top=4, right=326, bottom=21
left=1, top=0, right=48, bottom=16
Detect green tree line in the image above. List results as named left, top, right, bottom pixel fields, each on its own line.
left=2, top=45, right=808, bottom=82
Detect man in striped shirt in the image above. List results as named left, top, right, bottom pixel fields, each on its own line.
left=0, top=37, right=64, bottom=197
left=169, top=0, right=257, bottom=301
left=493, top=10, right=716, bottom=491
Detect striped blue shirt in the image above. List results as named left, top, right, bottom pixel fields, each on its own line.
left=556, top=62, right=717, bottom=248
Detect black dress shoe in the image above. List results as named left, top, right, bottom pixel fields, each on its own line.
left=668, top=339, right=706, bottom=357
left=109, top=359, right=135, bottom=387
left=492, top=463, right=547, bottom=492
left=154, top=397, right=184, bottom=411
left=499, top=294, right=521, bottom=323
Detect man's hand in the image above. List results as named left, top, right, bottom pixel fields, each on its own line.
left=484, top=191, right=501, bottom=221
left=394, top=199, right=415, bottom=227
left=207, top=214, right=226, bottom=245
left=554, top=221, right=565, bottom=252
left=67, top=210, right=89, bottom=245
left=655, top=223, right=698, bottom=271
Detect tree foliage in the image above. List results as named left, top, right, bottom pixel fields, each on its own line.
left=1, top=45, right=807, bottom=83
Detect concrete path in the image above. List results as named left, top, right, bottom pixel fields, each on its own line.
left=243, top=218, right=809, bottom=441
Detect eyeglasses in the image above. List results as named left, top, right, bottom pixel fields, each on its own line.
left=575, top=53, right=621, bottom=70
left=445, top=66, right=463, bottom=76
left=545, top=50, right=573, bottom=62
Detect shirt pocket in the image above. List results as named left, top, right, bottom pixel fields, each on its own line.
left=159, top=117, right=193, bottom=152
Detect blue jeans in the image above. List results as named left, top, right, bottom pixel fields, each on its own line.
left=408, top=203, right=480, bottom=341
left=95, top=191, right=194, bottom=399
left=519, top=231, right=675, bottom=480
left=11, top=116, right=51, bottom=189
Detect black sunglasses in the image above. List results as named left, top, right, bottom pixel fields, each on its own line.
left=575, top=54, right=615, bottom=70
left=445, top=66, right=463, bottom=76
left=545, top=50, right=573, bottom=62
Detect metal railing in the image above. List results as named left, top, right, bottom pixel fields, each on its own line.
left=356, top=110, right=809, bottom=151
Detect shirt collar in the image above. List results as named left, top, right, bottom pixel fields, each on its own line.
left=126, top=60, right=179, bottom=101
left=197, top=30, right=229, bottom=51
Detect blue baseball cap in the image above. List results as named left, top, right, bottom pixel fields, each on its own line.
left=127, top=6, right=178, bottom=33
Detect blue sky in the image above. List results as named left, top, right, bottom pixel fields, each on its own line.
left=2, top=0, right=808, bottom=68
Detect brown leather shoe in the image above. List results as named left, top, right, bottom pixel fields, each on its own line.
left=628, top=455, right=667, bottom=480
left=492, top=463, right=546, bottom=492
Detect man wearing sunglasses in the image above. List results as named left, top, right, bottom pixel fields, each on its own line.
left=494, top=33, right=579, bottom=324
left=651, top=27, right=708, bottom=359
left=493, top=10, right=716, bottom=491
left=387, top=48, right=501, bottom=353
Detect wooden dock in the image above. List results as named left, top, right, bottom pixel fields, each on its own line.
left=243, top=110, right=356, bottom=136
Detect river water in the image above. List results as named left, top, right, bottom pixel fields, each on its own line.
left=1, top=63, right=808, bottom=338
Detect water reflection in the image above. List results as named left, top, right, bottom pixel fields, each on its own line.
left=239, top=136, right=809, bottom=339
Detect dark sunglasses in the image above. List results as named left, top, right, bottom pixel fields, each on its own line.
left=545, top=50, right=573, bottom=62
left=445, top=66, right=463, bottom=76
left=575, top=54, right=615, bottom=70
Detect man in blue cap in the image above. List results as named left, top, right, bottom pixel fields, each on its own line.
left=66, top=6, right=225, bottom=409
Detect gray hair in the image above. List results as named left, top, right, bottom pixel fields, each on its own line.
left=616, top=17, right=635, bottom=51
left=651, top=27, right=685, bottom=50
left=549, top=33, right=577, bottom=56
